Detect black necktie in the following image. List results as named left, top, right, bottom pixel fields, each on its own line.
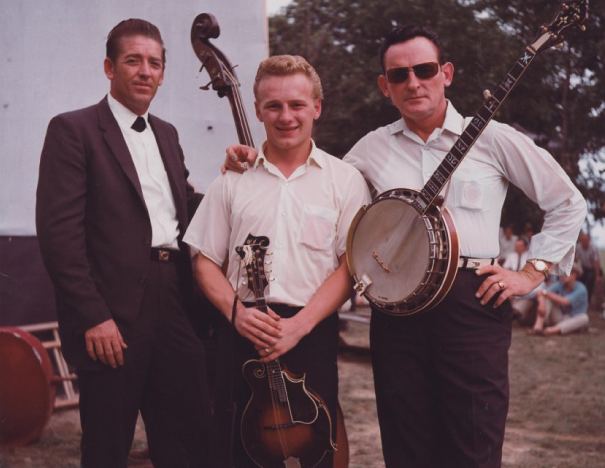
left=131, top=116, right=146, bottom=132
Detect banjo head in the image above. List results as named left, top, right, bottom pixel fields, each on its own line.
left=348, top=195, right=430, bottom=305
left=347, top=187, right=459, bottom=315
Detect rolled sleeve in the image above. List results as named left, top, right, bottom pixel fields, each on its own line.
left=492, top=123, right=587, bottom=275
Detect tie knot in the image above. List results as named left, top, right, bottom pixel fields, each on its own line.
left=131, top=116, right=146, bottom=132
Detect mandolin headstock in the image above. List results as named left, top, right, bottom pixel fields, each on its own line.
left=235, top=234, right=270, bottom=299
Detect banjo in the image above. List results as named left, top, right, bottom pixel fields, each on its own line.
left=347, top=0, right=589, bottom=316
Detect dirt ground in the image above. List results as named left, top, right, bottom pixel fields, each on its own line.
left=2, top=303, right=604, bottom=467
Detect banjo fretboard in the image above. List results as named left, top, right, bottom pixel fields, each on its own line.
left=413, top=46, right=540, bottom=213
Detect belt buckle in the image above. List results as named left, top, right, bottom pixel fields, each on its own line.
left=158, top=249, right=170, bottom=262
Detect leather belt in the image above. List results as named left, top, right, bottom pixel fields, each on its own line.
left=457, top=256, right=496, bottom=270
left=150, top=247, right=181, bottom=263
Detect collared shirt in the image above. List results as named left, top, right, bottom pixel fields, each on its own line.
left=547, top=281, right=588, bottom=316
left=107, top=94, right=179, bottom=248
left=502, top=251, right=529, bottom=272
left=343, top=102, right=586, bottom=275
left=184, top=142, right=371, bottom=306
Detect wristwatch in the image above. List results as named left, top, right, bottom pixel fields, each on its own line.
left=527, top=259, right=550, bottom=280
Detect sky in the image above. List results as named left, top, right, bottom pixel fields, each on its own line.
left=266, top=0, right=291, bottom=15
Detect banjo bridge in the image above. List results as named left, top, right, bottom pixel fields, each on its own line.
left=372, top=250, right=391, bottom=273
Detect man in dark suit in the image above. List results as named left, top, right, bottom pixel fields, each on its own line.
left=36, top=19, right=210, bottom=468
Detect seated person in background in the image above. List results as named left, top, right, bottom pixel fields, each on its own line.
left=531, top=263, right=589, bottom=336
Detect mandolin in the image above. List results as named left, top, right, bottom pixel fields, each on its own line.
left=236, top=234, right=336, bottom=468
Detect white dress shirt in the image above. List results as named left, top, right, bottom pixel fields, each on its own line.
left=343, top=102, right=586, bottom=275
left=502, top=251, right=529, bottom=272
left=107, top=94, right=179, bottom=248
left=184, top=142, right=371, bottom=306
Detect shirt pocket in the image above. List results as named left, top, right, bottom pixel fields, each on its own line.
left=451, top=179, right=486, bottom=211
left=298, top=204, right=338, bottom=251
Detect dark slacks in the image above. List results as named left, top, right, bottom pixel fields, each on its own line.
left=371, top=270, right=513, bottom=468
left=77, top=260, right=211, bottom=468
left=213, top=305, right=339, bottom=468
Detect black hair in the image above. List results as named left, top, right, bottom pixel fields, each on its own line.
left=106, top=18, right=166, bottom=66
left=379, top=24, right=444, bottom=72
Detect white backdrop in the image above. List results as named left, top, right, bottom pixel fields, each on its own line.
left=0, top=0, right=268, bottom=235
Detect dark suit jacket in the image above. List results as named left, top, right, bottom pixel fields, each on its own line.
left=36, top=97, right=201, bottom=370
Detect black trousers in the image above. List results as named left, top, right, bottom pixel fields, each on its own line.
left=371, top=270, right=513, bottom=468
left=213, top=305, right=339, bottom=468
left=77, top=261, right=211, bottom=468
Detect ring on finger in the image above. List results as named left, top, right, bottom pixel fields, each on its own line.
left=498, top=280, right=505, bottom=290
left=264, top=347, right=270, bottom=354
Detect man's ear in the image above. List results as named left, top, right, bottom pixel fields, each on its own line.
left=254, top=101, right=263, bottom=122
left=313, top=99, right=322, bottom=120
left=103, top=58, right=114, bottom=80
left=377, top=74, right=390, bottom=98
left=442, top=62, right=454, bottom=88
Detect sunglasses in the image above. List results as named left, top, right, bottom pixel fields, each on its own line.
left=385, top=62, right=440, bottom=83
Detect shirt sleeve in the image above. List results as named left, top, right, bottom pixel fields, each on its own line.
left=183, top=173, right=233, bottom=266
left=335, top=166, right=372, bottom=257
left=489, top=123, right=587, bottom=275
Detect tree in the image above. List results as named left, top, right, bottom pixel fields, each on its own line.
left=269, top=0, right=604, bottom=226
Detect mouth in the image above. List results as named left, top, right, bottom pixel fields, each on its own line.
left=276, top=126, right=299, bottom=133
left=404, top=95, right=426, bottom=102
left=133, top=82, right=153, bottom=91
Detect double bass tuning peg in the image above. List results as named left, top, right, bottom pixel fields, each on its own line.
left=200, top=79, right=215, bottom=91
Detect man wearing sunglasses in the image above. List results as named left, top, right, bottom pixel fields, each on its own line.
left=222, top=24, right=585, bottom=468
left=343, top=25, right=585, bottom=467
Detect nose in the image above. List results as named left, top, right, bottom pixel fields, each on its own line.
left=405, top=71, right=421, bottom=89
left=278, top=105, right=294, bottom=122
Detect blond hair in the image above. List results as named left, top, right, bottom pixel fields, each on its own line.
left=253, top=55, right=323, bottom=100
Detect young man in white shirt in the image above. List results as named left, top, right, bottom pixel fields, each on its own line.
left=184, top=55, right=370, bottom=467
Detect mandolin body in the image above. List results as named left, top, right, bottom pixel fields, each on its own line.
left=240, top=359, right=335, bottom=468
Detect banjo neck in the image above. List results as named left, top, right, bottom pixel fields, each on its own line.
left=413, top=33, right=556, bottom=215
